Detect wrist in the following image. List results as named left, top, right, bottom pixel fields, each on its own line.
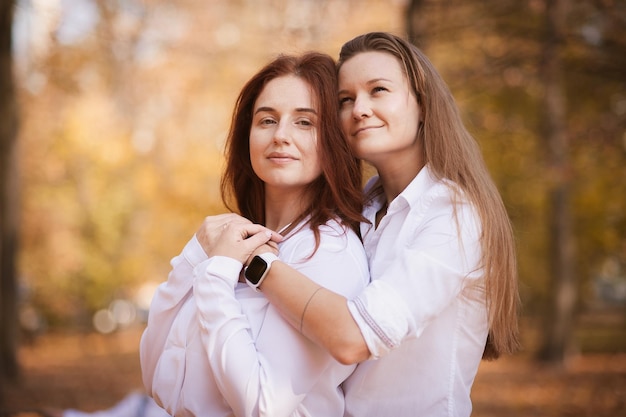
left=244, top=253, right=279, bottom=291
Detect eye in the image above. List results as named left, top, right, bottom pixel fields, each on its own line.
left=339, top=96, right=353, bottom=106
left=259, top=117, right=277, bottom=125
left=371, top=86, right=388, bottom=94
left=296, top=117, right=315, bottom=128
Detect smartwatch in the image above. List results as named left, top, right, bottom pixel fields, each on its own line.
left=244, top=253, right=279, bottom=291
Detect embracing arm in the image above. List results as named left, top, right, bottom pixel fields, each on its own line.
left=260, top=196, right=483, bottom=363
left=259, top=264, right=370, bottom=365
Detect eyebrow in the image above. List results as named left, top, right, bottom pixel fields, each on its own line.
left=254, top=106, right=318, bottom=115
left=338, top=78, right=392, bottom=95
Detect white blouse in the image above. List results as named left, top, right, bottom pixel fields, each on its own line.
left=344, top=166, right=489, bottom=417
left=140, top=219, right=369, bottom=417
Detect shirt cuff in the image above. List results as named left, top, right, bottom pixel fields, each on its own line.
left=347, top=280, right=413, bottom=359
left=194, top=256, right=244, bottom=287
left=182, top=235, right=210, bottom=267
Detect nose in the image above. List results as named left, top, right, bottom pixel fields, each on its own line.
left=273, top=120, right=290, bottom=144
left=352, top=95, right=372, bottom=120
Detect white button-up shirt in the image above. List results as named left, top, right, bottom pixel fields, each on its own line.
left=140, top=219, right=369, bottom=417
left=344, top=166, right=488, bottom=417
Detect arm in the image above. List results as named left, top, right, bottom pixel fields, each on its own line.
left=259, top=263, right=370, bottom=365
left=140, top=213, right=279, bottom=394
left=139, top=235, right=207, bottom=393
left=193, top=226, right=368, bottom=417
left=260, top=194, right=482, bottom=364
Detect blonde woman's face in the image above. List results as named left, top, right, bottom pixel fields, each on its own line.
left=249, top=75, right=322, bottom=194
left=338, top=51, right=422, bottom=167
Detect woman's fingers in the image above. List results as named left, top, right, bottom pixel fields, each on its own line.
left=231, top=223, right=283, bottom=242
left=197, top=215, right=250, bottom=251
left=242, top=230, right=275, bottom=253
left=210, top=229, right=269, bottom=263
left=203, top=213, right=251, bottom=231
left=199, top=222, right=281, bottom=263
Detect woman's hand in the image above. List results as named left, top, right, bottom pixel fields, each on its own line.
left=246, top=241, right=280, bottom=266
left=196, top=214, right=282, bottom=264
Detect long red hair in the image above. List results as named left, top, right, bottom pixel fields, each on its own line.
left=221, top=52, right=366, bottom=249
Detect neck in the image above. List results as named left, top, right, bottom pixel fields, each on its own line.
left=377, top=161, right=425, bottom=204
left=264, top=187, right=309, bottom=232
left=368, top=143, right=424, bottom=203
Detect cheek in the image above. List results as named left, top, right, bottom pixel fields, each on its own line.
left=248, top=140, right=259, bottom=160
left=303, top=141, right=322, bottom=176
left=339, top=110, right=352, bottom=134
left=248, top=134, right=265, bottom=170
left=249, top=127, right=268, bottom=153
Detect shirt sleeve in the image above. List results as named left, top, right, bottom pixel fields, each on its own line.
left=62, top=392, right=170, bottom=417
left=348, top=195, right=483, bottom=359
left=139, top=235, right=208, bottom=394
left=193, top=228, right=368, bottom=417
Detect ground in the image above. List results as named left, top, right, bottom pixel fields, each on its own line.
left=1, top=326, right=625, bottom=416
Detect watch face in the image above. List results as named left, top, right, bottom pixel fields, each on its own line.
left=245, top=256, right=268, bottom=285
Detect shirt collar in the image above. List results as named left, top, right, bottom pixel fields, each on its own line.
left=363, top=165, right=438, bottom=221
left=393, top=164, right=438, bottom=209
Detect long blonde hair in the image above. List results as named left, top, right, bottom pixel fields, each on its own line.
left=338, top=32, right=520, bottom=359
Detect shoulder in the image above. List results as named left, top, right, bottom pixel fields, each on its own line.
left=404, top=168, right=471, bottom=214
left=403, top=173, right=480, bottom=238
left=282, top=218, right=361, bottom=258
left=280, top=219, right=368, bottom=293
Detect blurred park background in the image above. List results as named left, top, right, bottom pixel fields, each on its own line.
left=0, top=0, right=625, bottom=415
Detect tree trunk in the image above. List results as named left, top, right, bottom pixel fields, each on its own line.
left=405, top=0, right=428, bottom=48
left=538, top=0, right=576, bottom=364
left=0, top=0, right=18, bottom=405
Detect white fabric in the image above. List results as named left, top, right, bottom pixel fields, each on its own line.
left=140, top=219, right=369, bottom=417
left=343, top=165, right=489, bottom=417
left=63, top=392, right=170, bottom=417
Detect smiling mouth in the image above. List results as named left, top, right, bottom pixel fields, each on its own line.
left=353, top=126, right=380, bottom=136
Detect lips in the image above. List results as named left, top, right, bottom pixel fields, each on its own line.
left=353, top=125, right=381, bottom=136
left=267, top=152, right=297, bottom=163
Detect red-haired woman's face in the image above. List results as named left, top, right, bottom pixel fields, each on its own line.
left=249, top=75, right=322, bottom=195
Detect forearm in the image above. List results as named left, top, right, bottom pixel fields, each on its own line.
left=193, top=258, right=266, bottom=417
left=260, top=261, right=370, bottom=365
left=194, top=257, right=334, bottom=417
left=140, top=237, right=206, bottom=390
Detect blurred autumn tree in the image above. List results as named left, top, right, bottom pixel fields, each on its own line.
left=13, top=0, right=406, bottom=329
left=406, top=0, right=626, bottom=363
left=0, top=0, right=18, bottom=401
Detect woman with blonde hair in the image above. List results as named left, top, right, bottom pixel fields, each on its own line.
left=198, top=32, right=520, bottom=417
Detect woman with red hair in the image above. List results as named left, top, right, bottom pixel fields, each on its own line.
left=140, top=52, right=369, bottom=417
